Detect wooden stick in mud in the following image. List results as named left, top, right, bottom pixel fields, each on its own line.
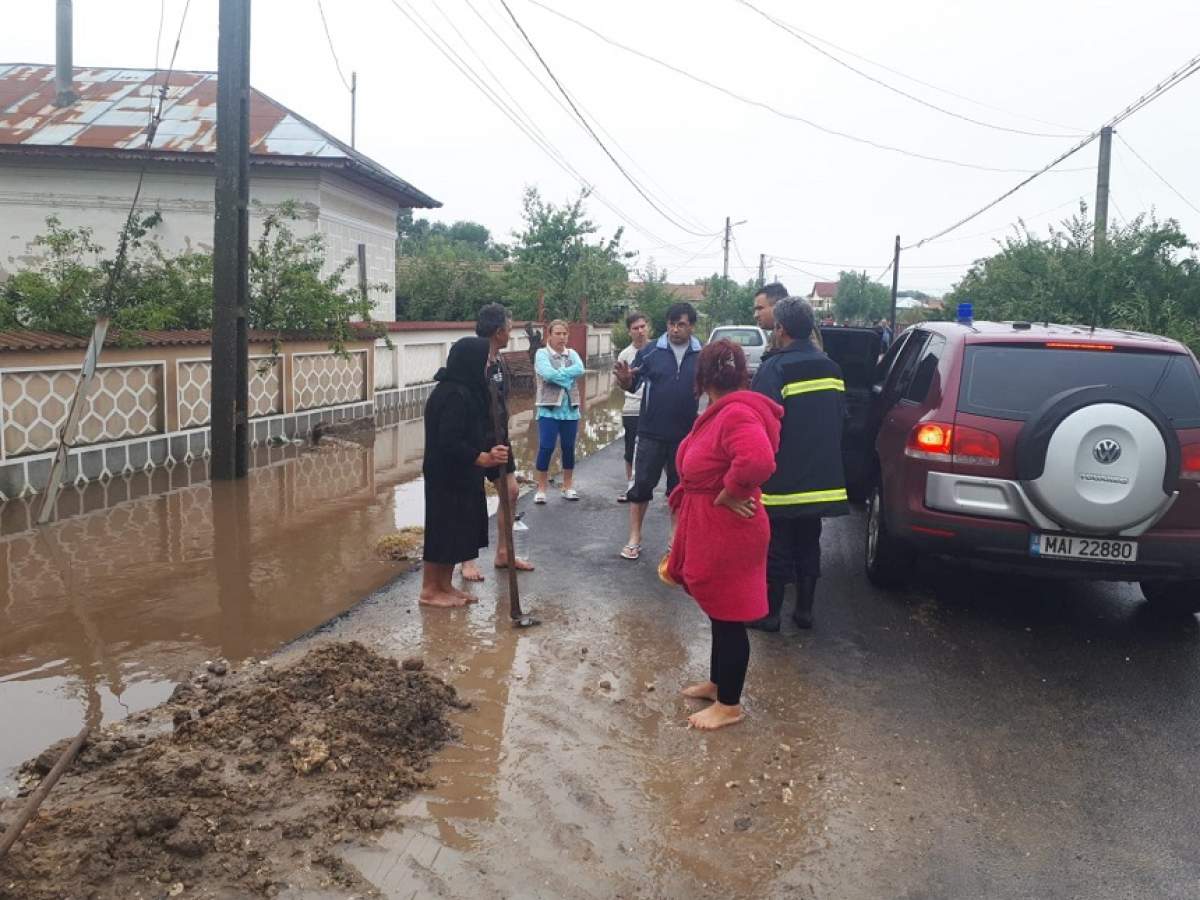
left=0, top=720, right=93, bottom=859
left=487, top=379, right=527, bottom=623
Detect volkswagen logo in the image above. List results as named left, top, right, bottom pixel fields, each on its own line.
left=1093, top=439, right=1122, bottom=465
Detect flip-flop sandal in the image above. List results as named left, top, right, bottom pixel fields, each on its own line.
left=620, top=543, right=642, bottom=560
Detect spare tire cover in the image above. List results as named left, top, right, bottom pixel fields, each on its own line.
left=1016, top=386, right=1180, bottom=534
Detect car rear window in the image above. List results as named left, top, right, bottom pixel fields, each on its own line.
left=958, top=345, right=1200, bottom=427
left=712, top=328, right=763, bottom=347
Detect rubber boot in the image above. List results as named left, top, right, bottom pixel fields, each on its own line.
left=792, top=576, right=817, bottom=629
left=748, top=581, right=787, bottom=632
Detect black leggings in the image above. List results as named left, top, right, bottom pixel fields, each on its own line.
left=709, top=618, right=750, bottom=706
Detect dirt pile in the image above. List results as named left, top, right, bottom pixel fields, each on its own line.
left=0, top=642, right=467, bottom=899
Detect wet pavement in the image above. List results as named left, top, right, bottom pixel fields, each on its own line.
left=0, top=371, right=623, bottom=789
left=6, top=372, right=1200, bottom=897
left=320, top=441, right=1200, bottom=899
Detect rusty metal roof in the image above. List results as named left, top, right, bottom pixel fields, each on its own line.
left=0, top=64, right=439, bottom=208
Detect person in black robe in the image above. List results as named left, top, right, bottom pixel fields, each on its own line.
left=420, top=337, right=510, bottom=608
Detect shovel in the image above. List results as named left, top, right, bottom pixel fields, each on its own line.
left=488, top=378, right=539, bottom=628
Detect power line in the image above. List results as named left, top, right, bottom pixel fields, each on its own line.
left=922, top=196, right=1087, bottom=245
left=524, top=0, right=1092, bottom=175
left=316, top=0, right=353, bottom=92
left=747, top=10, right=1084, bottom=134
left=462, top=0, right=709, bottom=234
left=735, top=0, right=1081, bottom=139
left=384, top=0, right=691, bottom=252
left=1117, top=133, right=1200, bottom=217
left=496, top=0, right=719, bottom=236
left=772, top=253, right=979, bottom=270
left=905, top=51, right=1200, bottom=248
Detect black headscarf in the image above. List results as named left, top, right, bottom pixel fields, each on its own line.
left=435, top=336, right=492, bottom=413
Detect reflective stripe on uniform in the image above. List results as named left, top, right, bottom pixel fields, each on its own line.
left=761, top=488, right=849, bottom=507
left=780, top=377, right=845, bottom=398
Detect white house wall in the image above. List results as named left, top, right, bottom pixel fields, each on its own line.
left=316, top=173, right=399, bottom=322
left=0, top=158, right=321, bottom=279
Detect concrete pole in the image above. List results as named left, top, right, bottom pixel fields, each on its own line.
left=212, top=0, right=252, bottom=480
left=1094, top=126, right=1113, bottom=248
left=722, top=216, right=731, bottom=281
left=889, top=235, right=901, bottom=335
left=55, top=0, right=76, bottom=107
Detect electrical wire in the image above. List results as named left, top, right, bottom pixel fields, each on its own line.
left=317, top=0, right=354, bottom=92
left=904, top=51, right=1200, bottom=248
left=735, top=0, right=1081, bottom=139
left=922, top=196, right=1087, bottom=245
left=772, top=253, right=979, bottom=270
left=1117, top=133, right=1200, bottom=217
left=746, top=10, right=1084, bottom=134
left=496, top=0, right=719, bottom=236
left=524, top=0, right=1091, bottom=175
left=384, top=0, right=693, bottom=253
left=463, top=0, right=710, bottom=234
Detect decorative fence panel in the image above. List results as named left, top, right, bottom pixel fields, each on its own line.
left=1, top=364, right=162, bottom=458
left=374, top=345, right=398, bottom=390
left=176, top=357, right=283, bottom=430
left=293, top=351, right=367, bottom=411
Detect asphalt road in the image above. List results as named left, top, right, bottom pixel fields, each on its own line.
left=331, top=440, right=1200, bottom=899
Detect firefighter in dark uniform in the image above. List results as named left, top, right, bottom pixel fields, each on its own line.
left=748, top=297, right=849, bottom=630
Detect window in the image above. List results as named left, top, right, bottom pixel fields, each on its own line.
left=887, top=330, right=931, bottom=400
left=712, top=328, right=764, bottom=347
left=903, top=334, right=947, bottom=403
left=958, top=346, right=1200, bottom=427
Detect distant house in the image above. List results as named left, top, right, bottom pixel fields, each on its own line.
left=0, top=64, right=440, bottom=321
left=625, top=281, right=707, bottom=305
left=808, top=281, right=838, bottom=315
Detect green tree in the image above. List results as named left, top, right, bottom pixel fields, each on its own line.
left=505, top=187, right=632, bottom=322
left=946, top=205, right=1200, bottom=352
left=834, top=270, right=891, bottom=324
left=397, top=210, right=508, bottom=261
left=395, top=236, right=506, bottom=321
left=1, top=205, right=377, bottom=351
left=698, top=274, right=755, bottom=331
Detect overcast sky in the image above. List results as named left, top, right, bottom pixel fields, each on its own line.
left=5, top=0, right=1200, bottom=295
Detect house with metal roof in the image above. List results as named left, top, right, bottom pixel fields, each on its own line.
left=0, top=64, right=440, bottom=321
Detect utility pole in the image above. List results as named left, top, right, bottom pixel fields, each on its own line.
left=350, top=71, right=357, bottom=149
left=54, top=0, right=76, bottom=107
left=757, top=253, right=766, bottom=287
left=722, top=216, right=731, bottom=281
left=1094, top=126, right=1113, bottom=248
left=211, top=0, right=251, bottom=480
left=889, top=235, right=901, bottom=336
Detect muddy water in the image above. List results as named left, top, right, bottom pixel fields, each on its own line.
left=0, top=371, right=624, bottom=788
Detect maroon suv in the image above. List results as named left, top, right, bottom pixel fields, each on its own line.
left=864, top=321, right=1200, bottom=613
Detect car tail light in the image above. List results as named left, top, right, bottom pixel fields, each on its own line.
left=1044, top=341, right=1115, bottom=351
left=1183, top=444, right=1200, bottom=481
left=906, top=422, right=1001, bottom=467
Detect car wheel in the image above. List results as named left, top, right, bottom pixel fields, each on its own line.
left=865, top=482, right=911, bottom=589
left=1140, top=580, right=1200, bottom=615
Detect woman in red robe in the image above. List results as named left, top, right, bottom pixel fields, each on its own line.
left=668, top=339, right=782, bottom=730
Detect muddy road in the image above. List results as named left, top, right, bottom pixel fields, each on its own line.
left=4, top=387, right=1200, bottom=896
left=322, top=441, right=1200, bottom=899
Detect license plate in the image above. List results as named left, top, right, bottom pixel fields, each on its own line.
left=1030, top=533, right=1138, bottom=563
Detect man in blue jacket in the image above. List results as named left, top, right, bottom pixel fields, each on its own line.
left=613, top=302, right=701, bottom=561
left=749, top=297, right=849, bottom=631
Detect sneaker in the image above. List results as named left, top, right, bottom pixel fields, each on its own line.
left=534, top=491, right=547, bottom=505
left=562, top=488, right=580, bottom=501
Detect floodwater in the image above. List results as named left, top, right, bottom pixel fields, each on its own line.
left=0, top=370, right=624, bottom=789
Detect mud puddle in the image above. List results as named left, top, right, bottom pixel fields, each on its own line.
left=0, top=374, right=623, bottom=787
left=0, top=642, right=466, bottom=899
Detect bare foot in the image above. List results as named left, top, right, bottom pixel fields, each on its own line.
left=460, top=562, right=485, bottom=582
left=451, top=585, right=480, bottom=603
left=495, top=556, right=536, bottom=571
left=419, top=590, right=469, bottom=608
left=681, top=681, right=719, bottom=701
left=688, top=702, right=744, bottom=731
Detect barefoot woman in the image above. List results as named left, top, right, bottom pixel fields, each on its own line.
left=668, top=340, right=782, bottom=729
left=420, top=337, right=510, bottom=608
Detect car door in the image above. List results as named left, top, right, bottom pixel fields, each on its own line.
left=874, top=329, right=932, bottom=491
